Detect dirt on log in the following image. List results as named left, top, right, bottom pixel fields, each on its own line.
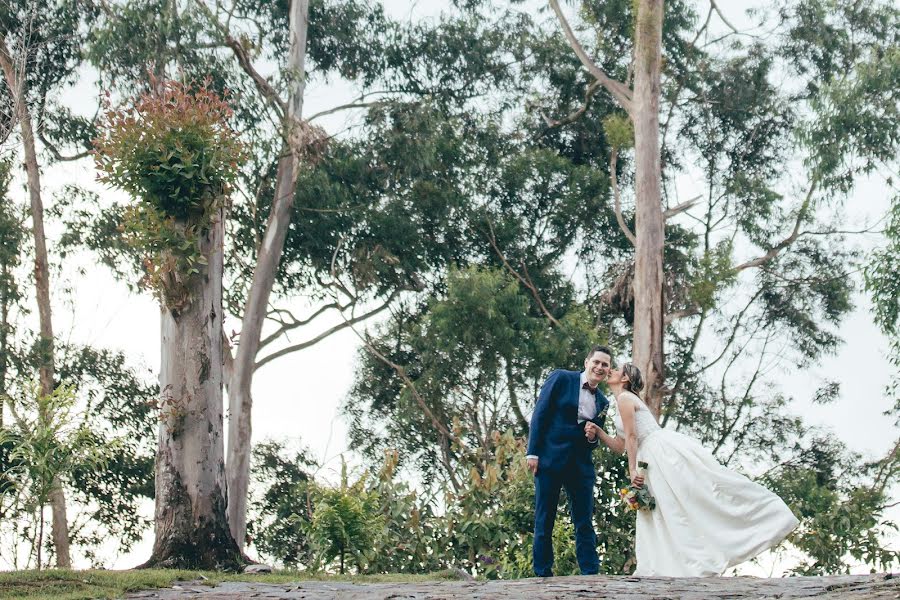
left=127, top=573, right=897, bottom=599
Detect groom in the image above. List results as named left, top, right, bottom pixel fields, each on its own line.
left=526, top=345, right=612, bottom=577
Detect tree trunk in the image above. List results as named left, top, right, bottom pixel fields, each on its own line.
left=1, top=260, right=9, bottom=427
left=141, top=210, right=242, bottom=570
left=37, top=504, right=44, bottom=570
left=226, top=0, right=309, bottom=551
left=631, top=0, right=666, bottom=419
left=0, top=36, right=71, bottom=568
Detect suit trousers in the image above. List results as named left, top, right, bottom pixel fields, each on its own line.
left=532, top=459, right=599, bottom=576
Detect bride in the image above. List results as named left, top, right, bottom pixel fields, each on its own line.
left=588, top=363, right=799, bottom=577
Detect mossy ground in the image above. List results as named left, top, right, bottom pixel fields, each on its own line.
left=0, top=568, right=463, bottom=600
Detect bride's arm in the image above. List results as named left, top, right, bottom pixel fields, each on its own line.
left=597, top=428, right=625, bottom=454
left=617, top=396, right=641, bottom=483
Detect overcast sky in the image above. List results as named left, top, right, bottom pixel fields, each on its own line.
left=7, top=0, right=895, bottom=574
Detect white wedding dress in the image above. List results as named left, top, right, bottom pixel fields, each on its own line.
left=613, top=392, right=799, bottom=577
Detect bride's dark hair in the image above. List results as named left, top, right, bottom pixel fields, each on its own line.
left=622, top=363, right=644, bottom=394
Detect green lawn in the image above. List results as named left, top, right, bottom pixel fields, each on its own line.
left=0, top=568, right=463, bottom=600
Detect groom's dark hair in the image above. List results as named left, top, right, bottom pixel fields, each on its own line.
left=586, top=345, right=613, bottom=361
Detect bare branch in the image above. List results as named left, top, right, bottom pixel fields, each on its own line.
left=535, top=79, right=602, bottom=137
left=223, top=36, right=287, bottom=118
left=36, top=129, right=90, bottom=162
left=714, top=331, right=769, bottom=454
left=610, top=149, right=636, bottom=246
left=191, top=0, right=287, bottom=118
left=733, top=180, right=818, bottom=272
left=308, top=100, right=389, bottom=122
left=253, top=295, right=396, bottom=371
left=258, top=301, right=344, bottom=349
left=871, top=437, right=900, bottom=496
left=485, top=220, right=562, bottom=327
left=709, top=0, right=742, bottom=36
left=548, top=0, right=634, bottom=112
left=664, top=195, right=702, bottom=220
left=664, top=305, right=701, bottom=324
left=694, top=288, right=764, bottom=375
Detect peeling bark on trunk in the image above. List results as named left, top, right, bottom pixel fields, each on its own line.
left=631, top=0, right=666, bottom=419
left=142, top=210, right=242, bottom=571
left=0, top=36, right=71, bottom=568
left=226, top=0, right=309, bottom=551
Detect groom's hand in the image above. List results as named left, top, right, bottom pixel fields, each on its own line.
left=526, top=457, right=538, bottom=475
left=584, top=422, right=599, bottom=442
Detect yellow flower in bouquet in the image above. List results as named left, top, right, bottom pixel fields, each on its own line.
left=619, top=461, right=656, bottom=511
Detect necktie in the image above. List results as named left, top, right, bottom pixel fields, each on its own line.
left=583, top=381, right=597, bottom=394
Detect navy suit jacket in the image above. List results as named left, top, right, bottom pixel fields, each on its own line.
left=527, top=369, right=609, bottom=474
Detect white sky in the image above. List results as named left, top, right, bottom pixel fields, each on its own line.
left=3, top=0, right=896, bottom=575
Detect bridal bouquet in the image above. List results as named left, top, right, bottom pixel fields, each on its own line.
left=619, top=461, right=656, bottom=511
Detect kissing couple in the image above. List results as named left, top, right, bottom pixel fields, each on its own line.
left=526, top=345, right=798, bottom=577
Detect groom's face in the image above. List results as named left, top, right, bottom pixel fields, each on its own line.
left=584, top=350, right=611, bottom=387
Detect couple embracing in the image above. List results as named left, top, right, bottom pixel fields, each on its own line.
left=526, top=345, right=798, bottom=577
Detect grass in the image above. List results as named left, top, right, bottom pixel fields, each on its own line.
left=0, top=568, right=464, bottom=600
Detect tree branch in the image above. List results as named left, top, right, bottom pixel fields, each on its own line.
left=535, top=79, right=602, bottom=137
left=664, top=305, right=701, bottom=324
left=253, top=295, right=397, bottom=371
left=258, top=301, right=343, bottom=349
left=548, top=0, right=634, bottom=112
left=36, top=130, right=90, bottom=162
left=191, top=0, right=287, bottom=118
left=307, top=100, right=389, bottom=122
left=223, top=36, right=287, bottom=118
left=664, top=195, right=702, bottom=220
left=694, top=288, right=764, bottom=375
left=714, top=331, right=769, bottom=454
left=610, top=149, right=636, bottom=246
left=709, top=0, right=742, bottom=35
left=733, top=180, right=818, bottom=272
left=871, top=437, right=900, bottom=496
left=485, top=220, right=562, bottom=327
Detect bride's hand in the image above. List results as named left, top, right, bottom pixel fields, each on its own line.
left=630, top=471, right=645, bottom=488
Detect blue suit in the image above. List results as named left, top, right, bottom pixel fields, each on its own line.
left=528, top=369, right=608, bottom=577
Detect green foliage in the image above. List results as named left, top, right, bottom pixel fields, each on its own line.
left=0, top=157, right=25, bottom=405
left=362, top=450, right=443, bottom=574
left=685, top=240, right=736, bottom=313
left=784, top=0, right=900, bottom=193
left=56, top=346, right=157, bottom=562
left=764, top=437, right=899, bottom=574
left=439, top=430, right=534, bottom=578
left=865, top=194, right=900, bottom=422
left=93, top=79, right=244, bottom=309
left=0, top=342, right=156, bottom=568
left=247, top=441, right=317, bottom=568
left=0, top=383, right=119, bottom=569
left=602, top=114, right=633, bottom=150
left=306, top=461, right=385, bottom=574
left=348, top=266, right=598, bottom=486
left=252, top=427, right=638, bottom=578
left=94, top=80, right=243, bottom=219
